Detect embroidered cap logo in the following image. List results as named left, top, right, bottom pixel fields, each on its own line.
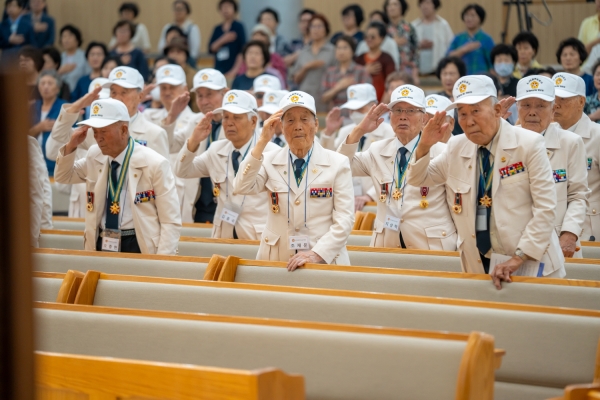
left=459, top=83, right=467, bottom=94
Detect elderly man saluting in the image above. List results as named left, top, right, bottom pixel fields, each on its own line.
left=234, top=91, right=355, bottom=271
left=175, top=90, right=280, bottom=239
left=408, top=75, right=565, bottom=289
left=515, top=75, right=589, bottom=258
left=54, top=98, right=181, bottom=254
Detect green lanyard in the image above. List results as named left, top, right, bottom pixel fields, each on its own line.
left=108, top=137, right=134, bottom=205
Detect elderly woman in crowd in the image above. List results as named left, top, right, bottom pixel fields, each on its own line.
left=290, top=14, right=336, bottom=111
left=411, top=0, right=453, bottom=75
left=436, top=56, right=467, bottom=135
left=321, top=35, right=371, bottom=109
left=157, top=0, right=201, bottom=62
left=58, top=24, right=90, bottom=92
left=109, top=2, right=151, bottom=53
left=244, top=24, right=287, bottom=85
left=19, top=45, right=44, bottom=101
left=71, top=42, right=107, bottom=101
left=231, top=40, right=275, bottom=91
left=110, top=20, right=149, bottom=81
left=384, top=0, right=419, bottom=82
left=28, top=70, right=65, bottom=176
left=557, top=37, right=595, bottom=96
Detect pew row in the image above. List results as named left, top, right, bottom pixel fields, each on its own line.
left=37, top=269, right=600, bottom=400
left=32, top=250, right=600, bottom=311
left=549, top=383, right=600, bottom=400
left=35, top=302, right=499, bottom=400
left=36, top=351, right=305, bottom=400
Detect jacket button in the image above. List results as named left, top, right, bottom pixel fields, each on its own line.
left=442, top=231, right=446, bottom=236
left=472, top=234, right=475, bottom=238
left=468, top=165, right=472, bottom=169
left=457, top=187, right=460, bottom=192
left=400, top=219, right=404, bottom=222
left=594, top=210, right=597, bottom=214
left=477, top=259, right=481, bottom=263
left=295, top=200, right=300, bottom=205
left=265, top=238, right=269, bottom=243
left=295, top=227, right=300, bottom=232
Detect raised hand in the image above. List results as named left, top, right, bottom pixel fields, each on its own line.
left=67, top=86, right=103, bottom=114
left=323, top=107, right=343, bottom=136
left=499, top=96, right=516, bottom=120
left=65, top=126, right=89, bottom=155
left=346, top=103, right=389, bottom=144
left=259, top=110, right=284, bottom=144
left=187, top=112, right=214, bottom=152
left=415, top=111, right=448, bottom=160
left=165, top=91, right=191, bottom=125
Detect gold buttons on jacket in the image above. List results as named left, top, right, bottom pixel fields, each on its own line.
left=442, top=231, right=446, bottom=237
left=472, top=234, right=475, bottom=238
left=594, top=209, right=597, bottom=214
left=501, top=157, right=506, bottom=162
left=295, top=200, right=300, bottom=205
left=265, top=237, right=269, bottom=243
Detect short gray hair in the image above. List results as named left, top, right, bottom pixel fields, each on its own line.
left=38, top=69, right=63, bottom=89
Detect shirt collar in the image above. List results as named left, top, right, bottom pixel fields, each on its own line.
left=234, top=135, right=254, bottom=155
left=481, top=124, right=501, bottom=156
left=567, top=115, right=583, bottom=132
left=129, top=112, right=139, bottom=126
left=109, top=141, right=131, bottom=164
left=394, top=134, right=420, bottom=152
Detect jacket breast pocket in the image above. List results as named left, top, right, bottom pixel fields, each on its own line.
left=258, top=227, right=280, bottom=261
left=501, top=171, right=529, bottom=185
left=265, top=180, right=288, bottom=193
left=446, top=176, right=471, bottom=216
left=424, top=221, right=458, bottom=251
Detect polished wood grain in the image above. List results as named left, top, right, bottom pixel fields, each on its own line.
left=219, top=256, right=240, bottom=282
left=553, top=383, right=600, bottom=400
left=346, top=245, right=460, bottom=257
left=359, top=212, right=376, bottom=231
left=350, top=230, right=372, bottom=236
left=596, top=338, right=600, bottom=382
left=52, top=216, right=84, bottom=223
left=34, top=301, right=473, bottom=342
left=33, top=272, right=66, bottom=279
left=52, top=269, right=600, bottom=318
left=55, top=270, right=84, bottom=304
left=202, top=255, right=226, bottom=281
left=35, top=351, right=305, bottom=400
left=455, top=332, right=495, bottom=400
left=74, top=271, right=101, bottom=306
left=353, top=211, right=365, bottom=231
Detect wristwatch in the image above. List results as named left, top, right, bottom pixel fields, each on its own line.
left=515, top=248, right=528, bottom=261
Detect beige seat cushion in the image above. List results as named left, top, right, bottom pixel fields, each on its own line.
left=39, top=234, right=83, bottom=250
left=177, top=242, right=258, bottom=259
left=36, top=308, right=466, bottom=400
left=33, top=254, right=208, bottom=280
left=494, top=382, right=563, bottom=400
left=91, top=279, right=600, bottom=389
left=52, top=221, right=85, bottom=231
left=180, top=227, right=212, bottom=238
left=564, top=262, right=600, bottom=281
left=33, top=277, right=63, bottom=302
left=581, top=246, right=600, bottom=259
left=348, top=252, right=462, bottom=272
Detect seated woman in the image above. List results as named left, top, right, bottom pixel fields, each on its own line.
left=354, top=21, right=395, bottom=102
left=109, top=20, right=149, bottom=81
left=557, top=37, right=596, bottom=96
left=237, top=24, right=286, bottom=87
left=28, top=70, right=66, bottom=176
left=321, top=35, right=371, bottom=109
left=70, top=42, right=107, bottom=101
left=511, top=31, right=542, bottom=79
left=58, top=24, right=90, bottom=92
left=585, top=60, right=600, bottom=123
left=231, top=40, right=274, bottom=91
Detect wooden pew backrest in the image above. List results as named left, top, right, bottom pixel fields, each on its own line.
left=36, top=351, right=305, bottom=400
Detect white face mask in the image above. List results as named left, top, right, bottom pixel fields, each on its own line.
left=350, top=111, right=366, bottom=125
left=151, top=86, right=161, bottom=102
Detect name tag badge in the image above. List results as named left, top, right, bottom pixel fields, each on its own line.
left=219, top=208, right=239, bottom=225
left=216, top=46, right=230, bottom=61
left=476, top=205, right=487, bottom=232
left=289, top=235, right=310, bottom=250
left=101, top=228, right=121, bottom=252
left=383, top=215, right=400, bottom=231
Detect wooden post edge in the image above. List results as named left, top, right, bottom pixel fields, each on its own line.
left=454, top=331, right=495, bottom=400
left=73, top=270, right=101, bottom=306
left=54, top=270, right=84, bottom=304
left=218, top=256, right=241, bottom=282
left=202, top=254, right=226, bottom=281
left=255, top=368, right=306, bottom=400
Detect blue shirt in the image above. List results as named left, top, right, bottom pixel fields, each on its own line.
left=209, top=20, right=246, bottom=74
left=447, top=29, right=494, bottom=75
left=0, top=14, right=34, bottom=66
left=30, top=97, right=67, bottom=176
left=109, top=48, right=149, bottom=81
left=231, top=71, right=274, bottom=91
left=21, top=12, right=54, bottom=48
left=582, top=73, right=597, bottom=97
left=71, top=74, right=93, bottom=102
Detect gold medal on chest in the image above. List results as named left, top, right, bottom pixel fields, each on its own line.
left=392, top=189, right=402, bottom=200
left=110, top=202, right=120, bottom=215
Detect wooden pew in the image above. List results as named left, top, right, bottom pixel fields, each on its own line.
left=54, top=270, right=84, bottom=303
left=36, top=351, right=304, bottom=400
left=37, top=269, right=600, bottom=400
left=37, top=231, right=600, bottom=280
left=548, top=383, right=600, bottom=400
left=34, top=301, right=499, bottom=400
left=32, top=249, right=600, bottom=311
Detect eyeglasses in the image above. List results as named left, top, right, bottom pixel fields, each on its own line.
left=390, top=108, right=424, bottom=116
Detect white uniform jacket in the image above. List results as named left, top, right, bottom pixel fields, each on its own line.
left=339, top=137, right=457, bottom=249
left=407, top=119, right=565, bottom=276
left=539, top=122, right=589, bottom=258
left=233, top=141, right=355, bottom=264
left=46, top=105, right=171, bottom=216
left=29, top=136, right=52, bottom=246
left=568, top=113, right=600, bottom=241
left=322, top=122, right=395, bottom=200
left=54, top=142, right=181, bottom=255
left=176, top=139, right=280, bottom=239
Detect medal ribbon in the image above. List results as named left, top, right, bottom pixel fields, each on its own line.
left=108, top=137, right=135, bottom=205
left=478, top=148, right=494, bottom=198
left=394, top=134, right=421, bottom=190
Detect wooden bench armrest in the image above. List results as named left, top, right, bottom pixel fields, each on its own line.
left=55, top=270, right=84, bottom=304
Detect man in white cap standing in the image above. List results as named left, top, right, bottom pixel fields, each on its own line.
left=408, top=75, right=565, bottom=289
left=424, top=95, right=454, bottom=144
left=321, top=83, right=395, bottom=211
left=234, top=91, right=354, bottom=270
left=162, top=68, right=229, bottom=223
left=553, top=72, right=600, bottom=242
left=252, top=74, right=282, bottom=108
left=54, top=98, right=181, bottom=254
left=257, top=89, right=289, bottom=147
left=516, top=75, right=589, bottom=258
left=176, top=90, right=279, bottom=239
left=338, top=85, right=457, bottom=250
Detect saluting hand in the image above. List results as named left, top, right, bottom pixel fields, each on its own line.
left=67, top=86, right=103, bottom=114
left=287, top=250, right=325, bottom=271
left=165, top=91, right=191, bottom=125
left=347, top=103, right=389, bottom=144
left=187, top=112, right=213, bottom=152
left=65, top=126, right=89, bottom=155
left=415, top=111, right=448, bottom=160
left=259, top=110, right=284, bottom=144
left=499, top=96, right=516, bottom=120
left=323, top=107, right=343, bottom=136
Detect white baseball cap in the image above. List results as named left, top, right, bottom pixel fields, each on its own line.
left=156, top=64, right=186, bottom=86
left=88, top=77, right=110, bottom=99
left=388, top=85, right=426, bottom=109
left=425, top=95, right=453, bottom=115
left=192, top=68, right=227, bottom=91
left=447, top=75, right=497, bottom=110
left=257, top=90, right=290, bottom=114
left=341, top=83, right=377, bottom=110
left=279, top=91, right=316, bottom=115
left=102, top=66, right=144, bottom=90
left=553, top=72, right=586, bottom=98
left=516, top=75, right=555, bottom=102
left=77, top=98, right=130, bottom=128
left=213, top=90, right=258, bottom=115
left=253, top=74, right=281, bottom=94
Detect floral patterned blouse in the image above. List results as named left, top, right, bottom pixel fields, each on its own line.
left=388, top=20, right=419, bottom=71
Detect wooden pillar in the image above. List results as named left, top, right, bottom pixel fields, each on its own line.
left=0, top=71, right=35, bottom=399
